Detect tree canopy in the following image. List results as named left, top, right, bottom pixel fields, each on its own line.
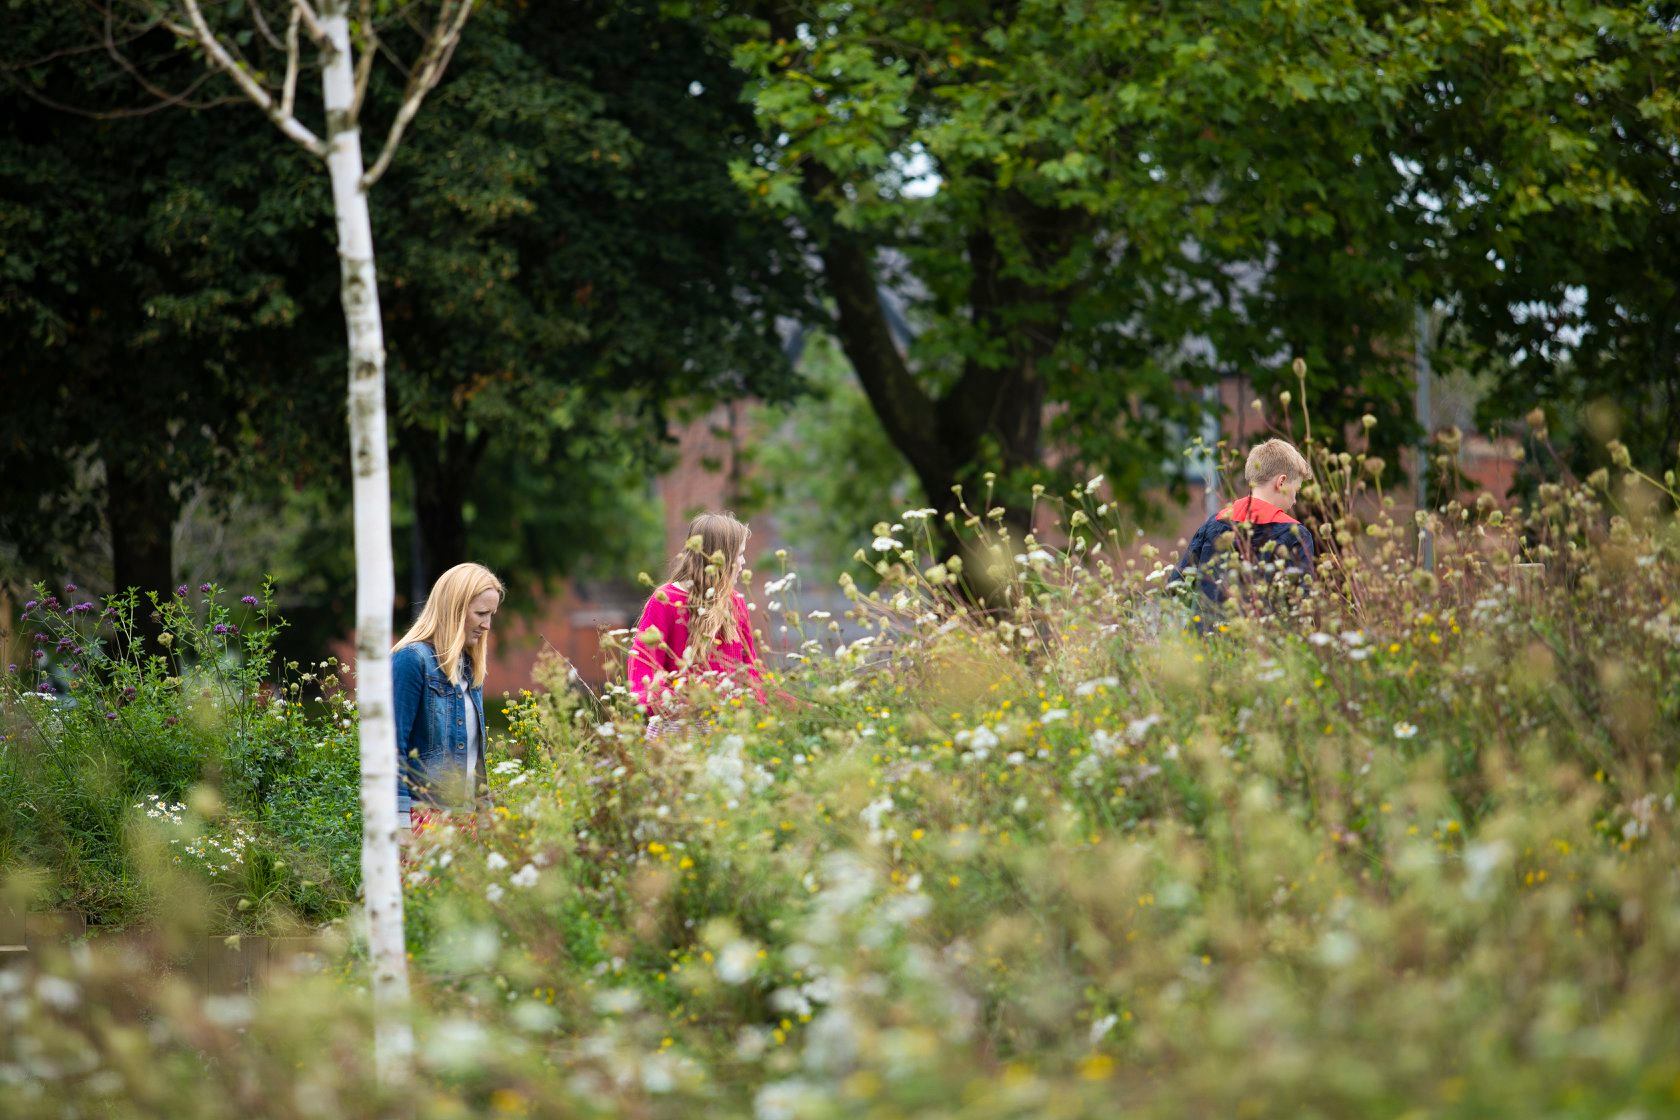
left=2, top=0, right=815, bottom=628
left=720, top=0, right=1680, bottom=530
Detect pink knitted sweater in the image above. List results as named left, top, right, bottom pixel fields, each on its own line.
left=628, top=582, right=763, bottom=708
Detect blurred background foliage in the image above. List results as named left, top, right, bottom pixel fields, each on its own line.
left=2, top=0, right=1678, bottom=644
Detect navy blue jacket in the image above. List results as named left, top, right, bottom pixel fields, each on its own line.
left=391, top=641, right=486, bottom=815
left=1171, top=496, right=1316, bottom=613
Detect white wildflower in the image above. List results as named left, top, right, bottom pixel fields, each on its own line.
left=202, top=994, right=253, bottom=1027
left=1071, top=753, right=1104, bottom=786
left=486, top=851, right=510, bottom=871
left=510, top=864, right=540, bottom=889
left=703, top=735, right=750, bottom=796
left=1462, top=839, right=1511, bottom=901
left=755, top=1080, right=822, bottom=1120
left=1393, top=721, right=1419, bottom=740
left=715, top=939, right=759, bottom=985
left=34, top=975, right=80, bottom=1011
left=859, top=795, right=894, bottom=840
left=424, top=1017, right=490, bottom=1075
left=1075, top=676, right=1119, bottom=696
left=871, top=536, right=902, bottom=552
left=1317, top=929, right=1360, bottom=968
left=1126, top=714, right=1162, bottom=743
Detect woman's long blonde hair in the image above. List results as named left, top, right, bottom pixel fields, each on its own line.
left=667, top=512, right=749, bottom=665
left=393, top=562, right=506, bottom=687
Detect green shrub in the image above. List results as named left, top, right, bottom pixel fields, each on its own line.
left=1, top=582, right=360, bottom=929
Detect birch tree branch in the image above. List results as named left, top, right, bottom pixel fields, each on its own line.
left=176, top=0, right=325, bottom=157
left=280, top=4, right=301, bottom=118
left=350, top=0, right=378, bottom=123
left=290, top=0, right=333, bottom=51
left=247, top=0, right=284, bottom=50
left=359, top=0, right=472, bottom=190
left=0, top=68, right=238, bottom=117
left=98, top=5, right=223, bottom=109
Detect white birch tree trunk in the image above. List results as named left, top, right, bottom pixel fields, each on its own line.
left=316, top=0, right=412, bottom=1079
left=159, top=0, right=473, bottom=1083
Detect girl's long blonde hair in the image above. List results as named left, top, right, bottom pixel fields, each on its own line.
left=393, top=562, right=506, bottom=687
left=667, top=512, right=749, bottom=665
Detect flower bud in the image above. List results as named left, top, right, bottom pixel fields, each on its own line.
left=1291, top=357, right=1307, bottom=378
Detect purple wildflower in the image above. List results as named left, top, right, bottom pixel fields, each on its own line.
left=213, top=624, right=230, bottom=636
left=64, top=583, right=76, bottom=593
left=23, top=600, right=37, bottom=611
left=6, top=663, right=15, bottom=674
left=72, top=601, right=95, bottom=613
left=241, top=595, right=259, bottom=607
left=199, top=583, right=213, bottom=593
left=33, top=633, right=47, bottom=644
left=176, top=585, right=188, bottom=597
left=44, top=596, right=58, bottom=609
left=34, top=651, right=46, bottom=661
left=104, top=712, right=118, bottom=720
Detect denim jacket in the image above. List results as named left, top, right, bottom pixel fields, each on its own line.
left=391, top=641, right=486, bottom=815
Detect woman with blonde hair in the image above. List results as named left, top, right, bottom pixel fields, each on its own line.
left=629, top=512, right=763, bottom=711
left=392, top=562, right=505, bottom=836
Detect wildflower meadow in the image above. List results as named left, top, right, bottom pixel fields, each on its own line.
left=3, top=431, right=1678, bottom=1119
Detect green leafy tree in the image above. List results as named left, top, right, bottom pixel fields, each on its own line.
left=0, top=10, right=337, bottom=611
left=373, top=0, right=813, bottom=594
left=720, top=0, right=1680, bottom=534
left=2, top=1, right=813, bottom=633
left=1410, top=3, right=1680, bottom=473
left=721, top=0, right=1436, bottom=538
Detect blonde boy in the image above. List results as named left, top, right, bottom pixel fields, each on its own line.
left=1171, top=437, right=1316, bottom=615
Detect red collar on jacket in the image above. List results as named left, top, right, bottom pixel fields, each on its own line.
left=1217, top=495, right=1299, bottom=525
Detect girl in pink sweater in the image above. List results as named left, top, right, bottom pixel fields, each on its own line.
left=629, top=512, right=764, bottom=710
